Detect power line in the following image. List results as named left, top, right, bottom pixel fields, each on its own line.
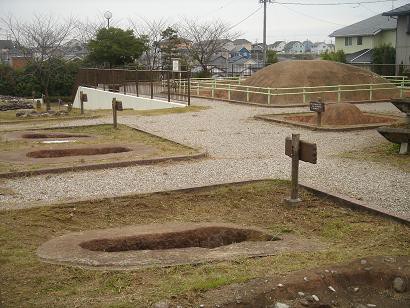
left=275, top=0, right=397, bottom=5
left=276, top=2, right=347, bottom=26
left=228, top=5, right=262, bottom=31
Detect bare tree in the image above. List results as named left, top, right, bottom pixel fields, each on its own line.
left=75, top=17, right=107, bottom=45
left=1, top=14, right=77, bottom=107
left=179, top=19, right=238, bottom=73
left=129, top=18, right=177, bottom=69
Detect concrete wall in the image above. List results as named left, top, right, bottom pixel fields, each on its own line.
left=73, top=86, right=186, bottom=110
left=395, top=16, right=410, bottom=67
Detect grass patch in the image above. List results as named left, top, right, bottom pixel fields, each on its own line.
left=338, top=142, right=409, bottom=172
left=0, top=180, right=408, bottom=307
left=0, top=124, right=198, bottom=174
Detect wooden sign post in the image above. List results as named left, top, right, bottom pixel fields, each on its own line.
left=309, top=98, right=325, bottom=127
left=285, top=134, right=317, bottom=204
left=80, top=91, right=87, bottom=115
left=112, top=98, right=123, bottom=129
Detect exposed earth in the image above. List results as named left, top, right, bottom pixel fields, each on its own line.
left=230, top=61, right=400, bottom=105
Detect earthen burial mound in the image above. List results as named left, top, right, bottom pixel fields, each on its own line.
left=231, top=60, right=399, bottom=105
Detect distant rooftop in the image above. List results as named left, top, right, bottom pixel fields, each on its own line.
left=329, top=14, right=396, bottom=37
left=383, top=3, right=410, bottom=16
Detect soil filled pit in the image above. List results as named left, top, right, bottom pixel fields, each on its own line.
left=80, top=226, right=274, bottom=252
left=22, top=133, right=90, bottom=139
left=26, top=146, right=131, bottom=158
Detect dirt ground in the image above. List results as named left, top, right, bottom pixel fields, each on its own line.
left=0, top=124, right=197, bottom=174
left=0, top=180, right=408, bottom=307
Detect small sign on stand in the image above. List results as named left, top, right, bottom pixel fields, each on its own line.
left=80, top=91, right=88, bottom=115
left=112, top=98, right=123, bottom=129
left=285, top=134, right=317, bottom=205
left=309, top=98, right=325, bottom=127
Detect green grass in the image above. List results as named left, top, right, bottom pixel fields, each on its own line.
left=0, top=180, right=408, bottom=307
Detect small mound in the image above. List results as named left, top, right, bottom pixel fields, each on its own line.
left=309, top=103, right=365, bottom=125
left=231, top=60, right=399, bottom=105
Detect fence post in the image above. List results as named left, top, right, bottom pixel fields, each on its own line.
left=123, top=83, right=126, bottom=95
left=150, top=69, right=154, bottom=99
left=135, top=70, right=139, bottom=97
left=167, top=71, right=171, bottom=102
left=268, top=88, right=271, bottom=104
left=187, top=70, right=191, bottom=106
left=197, top=82, right=199, bottom=95
left=302, top=87, right=306, bottom=104
left=369, top=84, right=373, bottom=101
left=228, top=83, right=231, bottom=100
left=246, top=87, right=249, bottom=102
left=212, top=79, right=215, bottom=98
left=400, top=80, right=404, bottom=98
left=337, top=86, right=341, bottom=103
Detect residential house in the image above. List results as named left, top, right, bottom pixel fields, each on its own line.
left=232, top=38, right=252, bottom=51
left=0, top=40, right=31, bottom=69
left=251, top=43, right=264, bottom=61
left=383, top=4, right=410, bottom=72
left=268, top=41, right=286, bottom=52
left=311, top=42, right=333, bottom=54
left=0, top=40, right=13, bottom=65
left=302, top=40, right=314, bottom=53
left=230, top=46, right=251, bottom=59
left=283, top=41, right=304, bottom=54
left=227, top=55, right=261, bottom=76
left=329, top=13, right=396, bottom=64
left=62, top=39, right=88, bottom=61
left=219, top=39, right=235, bottom=52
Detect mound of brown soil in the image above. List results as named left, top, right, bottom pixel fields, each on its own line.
left=231, top=60, right=399, bottom=105
left=310, top=103, right=365, bottom=125
left=284, top=103, right=395, bottom=126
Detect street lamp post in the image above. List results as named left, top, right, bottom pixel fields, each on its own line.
left=104, top=11, right=112, bottom=29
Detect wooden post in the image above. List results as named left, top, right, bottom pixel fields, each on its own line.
left=167, top=71, right=171, bottom=102
left=246, top=87, right=249, bottom=102
left=112, top=98, right=118, bottom=129
left=317, top=97, right=323, bottom=127
left=268, top=88, right=271, bottom=104
left=150, top=70, right=154, bottom=99
left=135, top=70, right=139, bottom=97
left=80, top=91, right=84, bottom=115
left=285, top=134, right=301, bottom=205
left=337, top=86, right=341, bottom=103
left=228, top=83, right=231, bottom=100
left=123, top=83, right=126, bottom=95
left=187, top=70, right=191, bottom=106
left=302, top=87, right=306, bottom=104
left=400, top=80, right=404, bottom=98
left=211, top=80, right=215, bottom=98
left=369, top=84, right=373, bottom=101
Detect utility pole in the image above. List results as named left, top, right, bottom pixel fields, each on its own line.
left=260, top=1, right=273, bottom=66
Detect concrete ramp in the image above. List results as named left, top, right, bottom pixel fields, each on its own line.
left=73, top=86, right=186, bottom=110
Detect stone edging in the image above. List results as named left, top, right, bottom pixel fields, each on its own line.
left=300, top=183, right=410, bottom=225
left=254, top=112, right=404, bottom=131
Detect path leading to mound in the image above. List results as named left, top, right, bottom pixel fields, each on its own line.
left=0, top=99, right=408, bottom=216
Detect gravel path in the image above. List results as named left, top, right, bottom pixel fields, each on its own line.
left=0, top=99, right=408, bottom=215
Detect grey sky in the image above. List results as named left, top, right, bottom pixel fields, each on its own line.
left=0, top=0, right=408, bottom=43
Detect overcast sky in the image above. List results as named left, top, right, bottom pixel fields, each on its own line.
left=0, top=0, right=408, bottom=43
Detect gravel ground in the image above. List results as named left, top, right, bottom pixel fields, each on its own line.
left=0, top=99, right=408, bottom=216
